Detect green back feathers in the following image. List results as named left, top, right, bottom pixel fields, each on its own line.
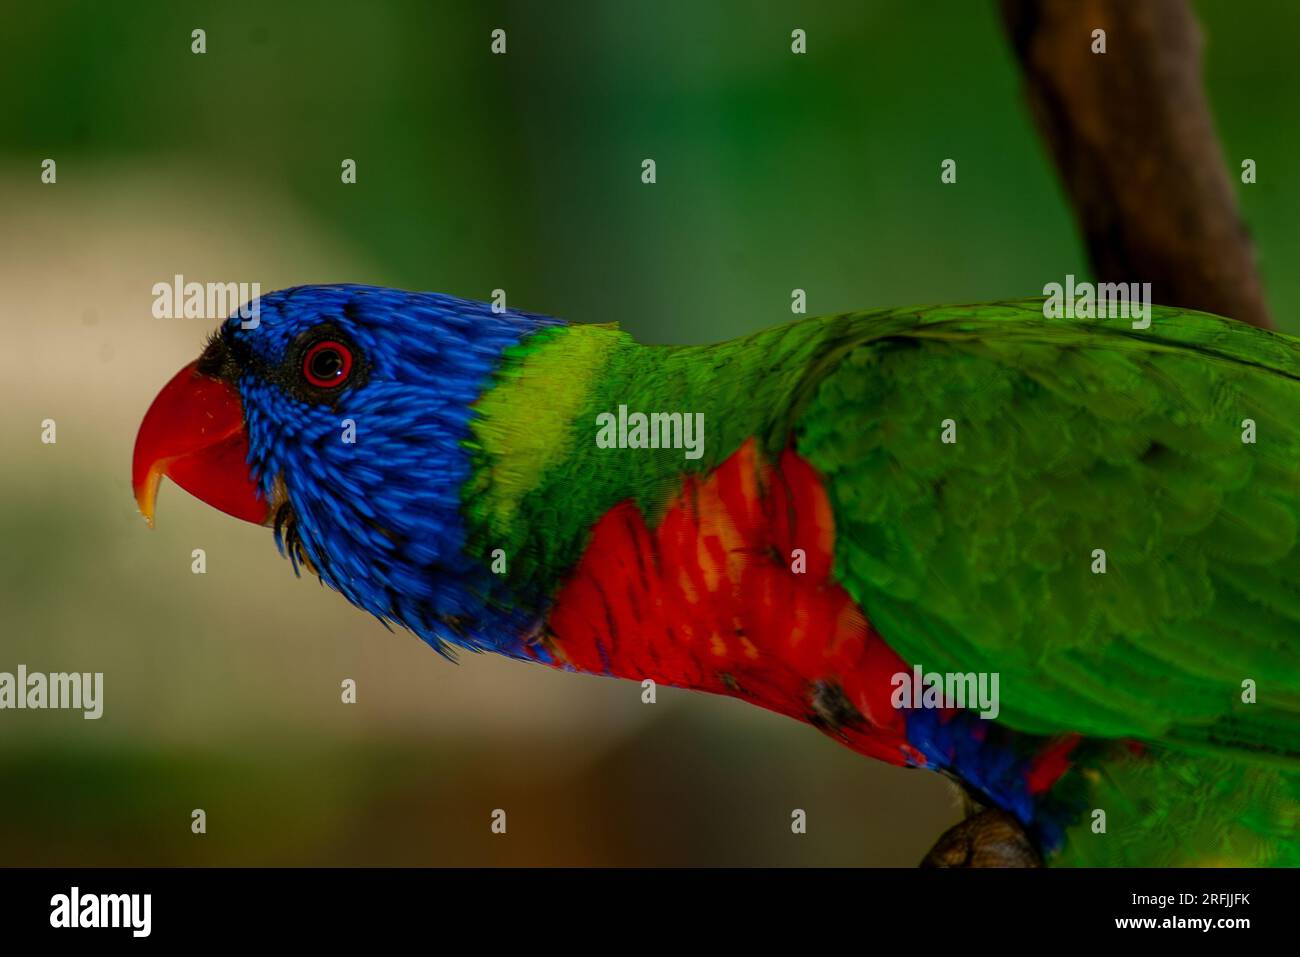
left=795, top=301, right=1300, bottom=765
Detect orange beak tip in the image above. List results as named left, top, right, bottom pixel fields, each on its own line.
left=134, top=463, right=163, bottom=528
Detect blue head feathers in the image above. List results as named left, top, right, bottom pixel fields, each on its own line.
left=216, top=284, right=562, bottom=655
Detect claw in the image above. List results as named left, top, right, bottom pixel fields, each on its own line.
left=920, top=808, right=1043, bottom=868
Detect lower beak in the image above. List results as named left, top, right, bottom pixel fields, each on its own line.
left=132, top=360, right=270, bottom=527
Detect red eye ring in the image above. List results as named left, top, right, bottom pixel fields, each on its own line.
left=302, top=340, right=353, bottom=388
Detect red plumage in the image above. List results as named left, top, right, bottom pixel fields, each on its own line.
left=538, top=440, right=926, bottom=767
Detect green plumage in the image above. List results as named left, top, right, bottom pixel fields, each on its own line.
left=466, top=299, right=1300, bottom=864
left=464, top=313, right=844, bottom=601
left=797, top=301, right=1300, bottom=749
left=792, top=300, right=1300, bottom=864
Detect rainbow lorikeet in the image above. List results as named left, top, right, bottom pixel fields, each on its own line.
left=133, top=285, right=1300, bottom=866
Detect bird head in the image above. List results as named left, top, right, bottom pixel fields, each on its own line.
left=133, top=284, right=560, bottom=650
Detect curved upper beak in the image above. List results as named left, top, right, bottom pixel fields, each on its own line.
left=132, top=360, right=270, bottom=527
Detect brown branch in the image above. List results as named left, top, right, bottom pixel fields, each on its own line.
left=999, top=0, right=1272, bottom=328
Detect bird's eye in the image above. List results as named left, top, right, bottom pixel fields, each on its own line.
left=302, top=340, right=353, bottom=388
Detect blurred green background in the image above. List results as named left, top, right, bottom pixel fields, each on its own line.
left=1, top=0, right=1297, bottom=865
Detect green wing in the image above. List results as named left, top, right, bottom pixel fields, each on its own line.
left=796, top=301, right=1300, bottom=765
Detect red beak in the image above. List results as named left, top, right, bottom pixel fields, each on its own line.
left=132, top=361, right=270, bottom=527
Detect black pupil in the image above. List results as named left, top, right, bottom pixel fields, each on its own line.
left=310, top=347, right=343, bottom=381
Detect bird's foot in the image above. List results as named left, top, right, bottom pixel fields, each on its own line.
left=920, top=808, right=1043, bottom=868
